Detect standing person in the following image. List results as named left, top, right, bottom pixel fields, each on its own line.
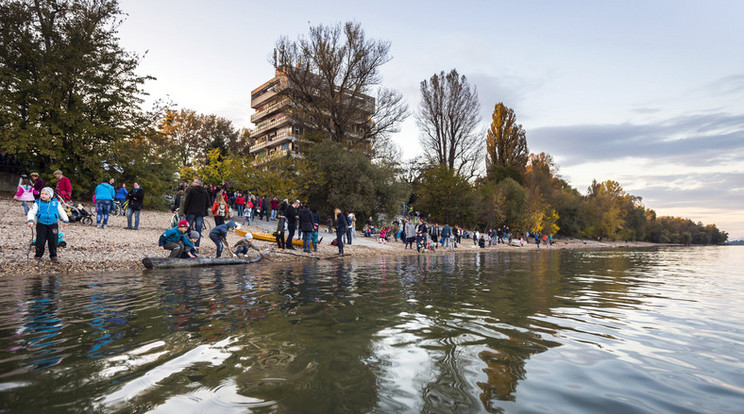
left=212, top=189, right=229, bottom=226
left=94, top=178, right=115, bottom=228
left=183, top=178, right=211, bottom=247
left=29, top=172, right=45, bottom=200
left=257, top=196, right=264, bottom=221
left=53, top=170, right=72, bottom=203
left=125, top=181, right=144, bottom=230
left=270, top=196, right=279, bottom=220
left=26, top=187, right=69, bottom=262
left=430, top=223, right=440, bottom=249
left=235, top=192, right=245, bottom=220
left=285, top=200, right=299, bottom=250
left=115, top=183, right=128, bottom=205
left=311, top=208, right=320, bottom=252
left=208, top=220, right=239, bottom=258
left=441, top=224, right=452, bottom=249
left=275, top=211, right=287, bottom=249
left=298, top=203, right=314, bottom=253
left=416, top=220, right=428, bottom=253
left=404, top=218, right=416, bottom=249
left=245, top=196, right=253, bottom=224
left=262, top=196, right=270, bottom=222
left=334, top=208, right=347, bottom=256
left=392, top=220, right=400, bottom=242
left=14, top=176, right=35, bottom=215
left=346, top=212, right=354, bottom=245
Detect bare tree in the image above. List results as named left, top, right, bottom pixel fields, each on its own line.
left=416, top=69, right=482, bottom=179
left=485, top=102, right=529, bottom=172
left=274, top=22, right=408, bottom=151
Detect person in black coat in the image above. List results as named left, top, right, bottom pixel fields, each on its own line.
left=298, top=204, right=314, bottom=253
left=125, top=181, right=145, bottom=230
left=285, top=200, right=300, bottom=250
left=183, top=178, right=211, bottom=246
left=334, top=208, right=347, bottom=256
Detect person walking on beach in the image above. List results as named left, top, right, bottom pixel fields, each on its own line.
left=26, top=187, right=69, bottom=262
left=183, top=178, right=211, bottom=247
left=335, top=208, right=347, bottom=256
left=346, top=212, right=354, bottom=245
left=125, top=182, right=144, bottom=230
left=14, top=176, right=35, bottom=215
left=29, top=172, right=44, bottom=200
left=54, top=170, right=72, bottom=203
left=94, top=178, right=115, bottom=228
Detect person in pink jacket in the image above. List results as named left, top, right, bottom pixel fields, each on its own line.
left=14, top=176, right=35, bottom=215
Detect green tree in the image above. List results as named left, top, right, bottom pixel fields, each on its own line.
left=485, top=102, right=529, bottom=181
left=414, top=165, right=476, bottom=226
left=160, top=109, right=241, bottom=166
left=0, top=0, right=152, bottom=191
left=582, top=180, right=627, bottom=240
left=304, top=142, right=409, bottom=220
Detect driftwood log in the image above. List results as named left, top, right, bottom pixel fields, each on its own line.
left=142, top=249, right=271, bottom=269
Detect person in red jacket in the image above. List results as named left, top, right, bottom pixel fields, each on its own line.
left=235, top=192, right=246, bottom=220
left=53, top=170, right=72, bottom=203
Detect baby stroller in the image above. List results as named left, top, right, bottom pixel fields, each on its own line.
left=62, top=198, right=93, bottom=226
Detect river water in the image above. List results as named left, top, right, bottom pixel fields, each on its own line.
left=1, top=247, right=742, bottom=413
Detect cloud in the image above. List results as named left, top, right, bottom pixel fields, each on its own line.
left=706, top=74, right=744, bottom=95
left=529, top=112, right=744, bottom=167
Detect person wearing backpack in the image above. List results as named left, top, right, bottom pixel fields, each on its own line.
left=26, top=187, right=69, bottom=262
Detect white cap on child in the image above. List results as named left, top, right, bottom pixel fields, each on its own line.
left=244, top=232, right=253, bottom=241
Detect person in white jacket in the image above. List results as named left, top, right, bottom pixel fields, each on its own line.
left=26, top=187, right=69, bottom=262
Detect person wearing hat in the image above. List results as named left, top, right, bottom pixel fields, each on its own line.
left=180, top=230, right=201, bottom=258
left=26, top=187, right=69, bottom=262
left=53, top=170, right=72, bottom=203
left=158, top=219, right=195, bottom=258
left=208, top=220, right=239, bottom=258
left=233, top=232, right=260, bottom=258
left=29, top=172, right=45, bottom=200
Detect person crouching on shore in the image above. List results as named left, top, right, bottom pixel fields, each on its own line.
left=234, top=232, right=260, bottom=258
left=159, top=220, right=195, bottom=258
left=209, top=220, right=239, bottom=258
left=26, top=187, right=69, bottom=262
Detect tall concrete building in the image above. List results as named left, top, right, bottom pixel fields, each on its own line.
left=248, top=69, right=375, bottom=163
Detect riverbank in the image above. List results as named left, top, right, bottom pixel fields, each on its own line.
left=0, top=196, right=660, bottom=275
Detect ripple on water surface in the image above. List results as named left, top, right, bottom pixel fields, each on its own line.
left=0, top=247, right=742, bottom=413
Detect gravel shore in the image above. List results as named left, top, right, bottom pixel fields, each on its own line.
left=0, top=196, right=658, bottom=276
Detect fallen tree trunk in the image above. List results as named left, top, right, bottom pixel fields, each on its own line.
left=142, top=250, right=268, bottom=269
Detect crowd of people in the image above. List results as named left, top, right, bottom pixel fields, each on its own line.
left=16, top=171, right=555, bottom=263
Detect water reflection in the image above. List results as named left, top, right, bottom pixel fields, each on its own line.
left=0, top=247, right=742, bottom=413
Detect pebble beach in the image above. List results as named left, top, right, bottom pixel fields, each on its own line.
left=0, top=196, right=659, bottom=276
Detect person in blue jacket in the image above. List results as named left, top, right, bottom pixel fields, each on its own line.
left=115, top=183, right=128, bottom=205
left=26, top=187, right=69, bottom=262
left=209, top=220, right=239, bottom=258
left=158, top=220, right=195, bottom=258
left=94, top=178, right=115, bottom=228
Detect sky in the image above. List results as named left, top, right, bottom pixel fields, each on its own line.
left=116, top=0, right=744, bottom=239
